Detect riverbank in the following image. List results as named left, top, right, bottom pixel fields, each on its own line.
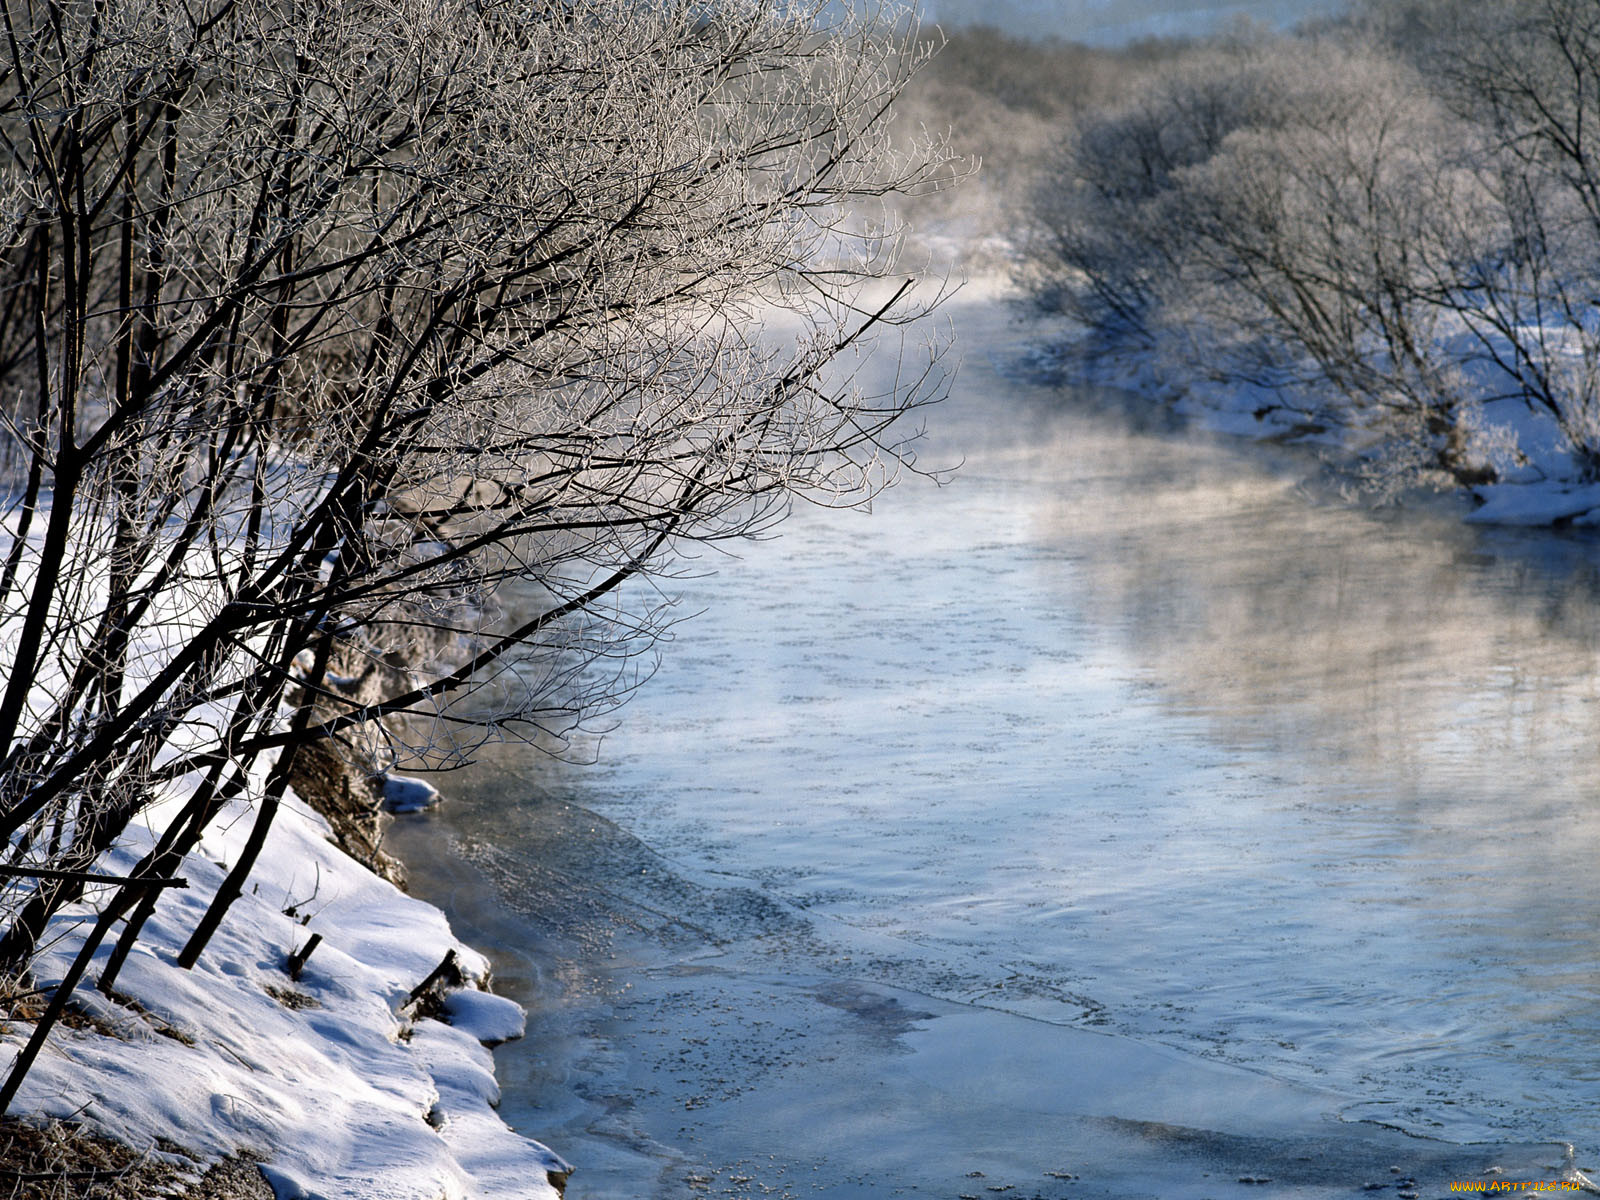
left=0, top=771, right=570, bottom=1199
left=1016, top=323, right=1600, bottom=528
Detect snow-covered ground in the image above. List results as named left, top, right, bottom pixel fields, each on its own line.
left=0, top=776, right=569, bottom=1200
left=1025, top=320, right=1600, bottom=527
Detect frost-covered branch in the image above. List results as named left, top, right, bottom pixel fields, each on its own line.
left=0, top=0, right=952, bottom=1102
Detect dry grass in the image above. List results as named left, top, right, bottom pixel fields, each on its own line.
left=0, top=1119, right=180, bottom=1199
left=0, top=1119, right=272, bottom=1200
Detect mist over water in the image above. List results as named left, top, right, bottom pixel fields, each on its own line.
left=390, top=280, right=1600, bottom=1197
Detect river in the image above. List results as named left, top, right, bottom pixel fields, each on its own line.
left=386, top=278, right=1600, bottom=1198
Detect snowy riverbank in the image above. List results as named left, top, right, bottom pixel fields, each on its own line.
left=0, top=778, right=570, bottom=1199
left=1022, top=322, right=1600, bottom=528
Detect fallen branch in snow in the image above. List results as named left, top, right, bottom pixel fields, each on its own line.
left=0, top=866, right=187, bottom=888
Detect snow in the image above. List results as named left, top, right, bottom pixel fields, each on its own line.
left=1463, top=481, right=1600, bottom=526
left=442, top=990, right=526, bottom=1047
left=0, top=780, right=570, bottom=1199
left=1032, top=312, right=1600, bottom=528
left=383, top=774, right=443, bottom=814
left=0, top=485, right=569, bottom=1198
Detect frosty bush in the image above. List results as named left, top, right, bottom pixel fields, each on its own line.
left=0, top=0, right=949, bottom=1106
left=1020, top=5, right=1600, bottom=489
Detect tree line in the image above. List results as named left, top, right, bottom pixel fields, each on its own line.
left=1016, top=0, right=1600, bottom=495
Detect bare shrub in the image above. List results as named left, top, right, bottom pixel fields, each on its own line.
left=1014, top=34, right=1292, bottom=336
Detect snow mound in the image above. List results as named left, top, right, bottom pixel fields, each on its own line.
left=444, top=988, right=527, bottom=1046
left=1465, top=481, right=1600, bottom=526
left=383, top=774, right=443, bottom=814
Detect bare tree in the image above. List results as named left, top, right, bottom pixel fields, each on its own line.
left=1014, top=36, right=1293, bottom=340
left=1392, top=0, right=1600, bottom=475
left=0, top=0, right=950, bottom=1108
left=1021, top=4, right=1600, bottom=490
left=1163, top=40, right=1498, bottom=476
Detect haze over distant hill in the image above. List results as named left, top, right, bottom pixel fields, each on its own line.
left=920, top=0, right=1346, bottom=44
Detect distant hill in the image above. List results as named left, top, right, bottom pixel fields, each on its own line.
left=919, top=0, right=1346, bottom=44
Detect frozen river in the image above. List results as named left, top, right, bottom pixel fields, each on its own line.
left=389, top=282, right=1600, bottom=1198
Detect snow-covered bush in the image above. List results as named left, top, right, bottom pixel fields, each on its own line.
left=1020, top=4, right=1600, bottom=502
left=1016, top=38, right=1293, bottom=339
